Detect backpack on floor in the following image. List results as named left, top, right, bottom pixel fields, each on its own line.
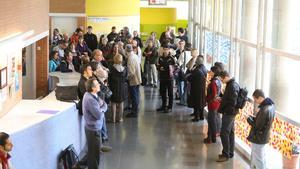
left=58, top=144, right=80, bottom=169
left=235, top=87, right=248, bottom=109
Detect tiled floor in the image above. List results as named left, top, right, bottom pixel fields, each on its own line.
left=101, top=87, right=250, bottom=169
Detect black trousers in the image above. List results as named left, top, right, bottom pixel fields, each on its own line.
left=207, top=110, right=217, bottom=142
left=160, top=79, right=173, bottom=109
left=220, top=114, right=235, bottom=158
left=85, top=128, right=101, bottom=169
left=193, top=107, right=204, bottom=120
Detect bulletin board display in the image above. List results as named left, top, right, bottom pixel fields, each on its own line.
left=0, top=43, right=22, bottom=118
left=235, top=102, right=300, bottom=158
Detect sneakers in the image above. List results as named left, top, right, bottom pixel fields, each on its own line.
left=216, top=154, right=229, bottom=162
left=156, top=107, right=165, bottom=112
left=100, top=145, right=112, bottom=152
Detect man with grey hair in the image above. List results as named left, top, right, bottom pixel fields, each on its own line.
left=125, top=44, right=142, bottom=118
left=187, top=55, right=208, bottom=121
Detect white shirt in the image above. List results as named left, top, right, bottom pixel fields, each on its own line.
left=177, top=51, right=192, bottom=73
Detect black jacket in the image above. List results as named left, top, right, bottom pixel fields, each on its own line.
left=176, top=35, right=189, bottom=43
left=143, top=47, right=158, bottom=64
left=247, top=98, right=275, bottom=144
left=77, top=75, right=89, bottom=115
left=133, top=36, right=143, bottom=48
left=157, top=55, right=176, bottom=80
left=187, top=64, right=208, bottom=109
left=84, top=33, right=98, bottom=51
left=218, top=78, right=240, bottom=115
left=108, top=66, right=127, bottom=103
left=107, top=32, right=119, bottom=42
left=60, top=60, right=73, bottom=73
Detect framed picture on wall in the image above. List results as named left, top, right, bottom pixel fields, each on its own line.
left=149, top=0, right=167, bottom=5
left=0, top=67, right=7, bottom=89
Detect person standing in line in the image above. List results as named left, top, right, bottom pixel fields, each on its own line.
left=156, top=44, right=176, bottom=113
left=84, top=26, right=98, bottom=52
left=247, top=89, right=275, bottom=169
left=217, top=71, right=240, bottom=162
left=82, top=78, right=108, bottom=169
left=204, top=66, right=222, bottom=143
left=125, top=44, right=142, bottom=118
left=187, top=55, right=207, bottom=121
left=77, top=63, right=93, bottom=115
left=108, top=54, right=127, bottom=123
left=143, top=40, right=159, bottom=88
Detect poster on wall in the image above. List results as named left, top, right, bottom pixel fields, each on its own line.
left=0, top=67, right=7, bottom=89
left=149, top=0, right=167, bottom=5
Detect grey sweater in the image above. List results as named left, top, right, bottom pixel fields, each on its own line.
left=82, top=92, right=107, bottom=131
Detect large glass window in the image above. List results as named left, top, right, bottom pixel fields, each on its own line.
left=204, top=0, right=214, bottom=29
left=239, top=0, right=259, bottom=43
left=189, top=0, right=300, bottom=121
left=238, top=44, right=256, bottom=94
left=217, top=0, right=231, bottom=35
left=265, top=0, right=300, bottom=55
left=265, top=53, right=300, bottom=120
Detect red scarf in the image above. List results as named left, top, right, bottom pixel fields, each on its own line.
left=0, top=150, right=10, bottom=169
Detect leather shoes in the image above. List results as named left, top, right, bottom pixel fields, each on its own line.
left=156, top=107, right=165, bottom=112
left=216, top=155, right=229, bottom=162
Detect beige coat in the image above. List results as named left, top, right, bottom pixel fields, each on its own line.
left=127, top=53, right=142, bottom=86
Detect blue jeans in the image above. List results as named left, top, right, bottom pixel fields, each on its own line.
left=101, top=116, right=108, bottom=141
left=178, top=80, right=187, bottom=104
left=129, top=85, right=140, bottom=114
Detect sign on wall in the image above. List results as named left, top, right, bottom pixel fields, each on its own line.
left=149, top=0, right=167, bottom=5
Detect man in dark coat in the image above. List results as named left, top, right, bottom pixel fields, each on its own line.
left=187, top=55, right=207, bottom=121
left=77, top=64, right=93, bottom=115
left=247, top=89, right=275, bottom=169
left=156, top=45, right=176, bottom=113
left=217, top=71, right=240, bottom=162
left=84, top=26, right=98, bottom=52
left=107, top=26, right=119, bottom=42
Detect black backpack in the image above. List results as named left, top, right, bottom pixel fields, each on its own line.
left=58, top=145, right=80, bottom=169
left=235, top=87, right=248, bottom=109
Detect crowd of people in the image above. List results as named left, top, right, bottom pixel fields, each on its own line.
left=44, top=25, right=277, bottom=169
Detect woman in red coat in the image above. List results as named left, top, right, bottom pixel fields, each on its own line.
left=204, top=66, right=222, bottom=143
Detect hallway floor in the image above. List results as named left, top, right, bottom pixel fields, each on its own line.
left=101, top=87, right=249, bottom=169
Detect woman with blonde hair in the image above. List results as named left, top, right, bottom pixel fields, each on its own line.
left=108, top=54, right=127, bottom=123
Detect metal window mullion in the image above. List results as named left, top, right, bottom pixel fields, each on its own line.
left=229, top=0, right=236, bottom=74
left=255, top=0, right=265, bottom=90
left=234, top=0, right=242, bottom=81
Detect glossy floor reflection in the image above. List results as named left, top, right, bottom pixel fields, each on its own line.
left=101, top=87, right=249, bottom=169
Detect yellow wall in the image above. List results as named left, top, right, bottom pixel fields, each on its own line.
left=140, top=8, right=177, bottom=25
left=86, top=0, right=140, bottom=17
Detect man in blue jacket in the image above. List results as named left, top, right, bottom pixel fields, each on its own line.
left=82, top=78, right=108, bottom=169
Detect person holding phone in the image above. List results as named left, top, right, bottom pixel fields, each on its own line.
left=247, top=89, right=275, bottom=169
